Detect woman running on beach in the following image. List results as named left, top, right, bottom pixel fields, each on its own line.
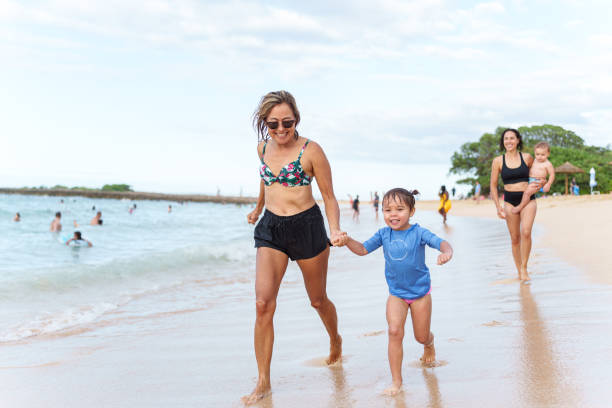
left=341, top=188, right=453, bottom=396
left=438, top=185, right=451, bottom=223
left=490, top=128, right=539, bottom=283
left=244, top=90, right=346, bottom=405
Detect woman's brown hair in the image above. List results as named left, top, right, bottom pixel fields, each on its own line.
left=253, top=90, right=300, bottom=142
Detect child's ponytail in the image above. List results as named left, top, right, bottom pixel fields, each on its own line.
left=383, top=188, right=420, bottom=211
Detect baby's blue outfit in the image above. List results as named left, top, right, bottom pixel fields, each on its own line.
left=363, top=224, right=443, bottom=300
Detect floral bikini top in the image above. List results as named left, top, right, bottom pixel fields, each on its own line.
left=259, top=139, right=313, bottom=187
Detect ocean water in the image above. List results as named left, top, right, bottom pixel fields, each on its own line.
left=0, top=193, right=256, bottom=343
left=3, top=194, right=612, bottom=407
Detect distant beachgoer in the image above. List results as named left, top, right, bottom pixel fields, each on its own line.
left=13, top=212, right=21, bottom=222
left=490, top=128, right=537, bottom=283
left=65, top=231, right=92, bottom=247
left=352, top=194, right=360, bottom=221
left=451, top=186, right=456, bottom=198
left=168, top=205, right=172, bottom=213
left=90, top=211, right=103, bottom=226
left=511, top=142, right=555, bottom=214
left=341, top=188, right=453, bottom=395
left=50, top=212, right=62, bottom=232
left=571, top=177, right=579, bottom=195
left=92, top=205, right=96, bottom=211
left=474, top=181, right=481, bottom=203
left=373, top=191, right=380, bottom=219
left=243, top=90, right=346, bottom=405
left=438, top=186, right=451, bottom=223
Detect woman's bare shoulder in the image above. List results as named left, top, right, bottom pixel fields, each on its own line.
left=303, top=138, right=325, bottom=157
left=257, top=140, right=266, bottom=156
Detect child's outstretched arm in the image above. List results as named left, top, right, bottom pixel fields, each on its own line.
left=345, top=235, right=368, bottom=256
left=437, top=241, right=453, bottom=265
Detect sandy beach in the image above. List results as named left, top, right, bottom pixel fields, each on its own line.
left=2, top=195, right=612, bottom=407
left=418, top=194, right=612, bottom=285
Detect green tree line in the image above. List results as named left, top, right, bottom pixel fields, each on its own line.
left=450, top=124, right=612, bottom=196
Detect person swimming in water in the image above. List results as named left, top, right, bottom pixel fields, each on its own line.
left=65, top=231, right=93, bottom=247
left=13, top=212, right=21, bottom=222
left=90, top=211, right=103, bottom=226
left=50, top=212, right=62, bottom=232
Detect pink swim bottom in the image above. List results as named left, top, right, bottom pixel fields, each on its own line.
left=402, top=288, right=432, bottom=305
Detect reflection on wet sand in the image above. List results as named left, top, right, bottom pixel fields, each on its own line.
left=518, top=284, right=570, bottom=407
left=390, top=368, right=443, bottom=408
left=328, top=363, right=352, bottom=407
left=442, top=223, right=453, bottom=236
left=422, top=368, right=443, bottom=408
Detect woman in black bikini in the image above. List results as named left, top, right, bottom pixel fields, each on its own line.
left=490, top=128, right=539, bottom=283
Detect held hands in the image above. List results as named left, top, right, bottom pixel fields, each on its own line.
left=246, top=209, right=261, bottom=225
left=542, top=183, right=551, bottom=193
left=330, top=230, right=348, bottom=247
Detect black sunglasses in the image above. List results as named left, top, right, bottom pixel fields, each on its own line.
left=266, top=120, right=295, bottom=130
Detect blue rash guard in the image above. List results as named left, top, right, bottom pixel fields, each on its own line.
left=363, top=223, right=443, bottom=300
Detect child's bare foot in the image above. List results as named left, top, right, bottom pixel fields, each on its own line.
left=241, top=381, right=271, bottom=406
left=326, top=335, right=342, bottom=365
left=420, top=334, right=436, bottom=365
left=383, top=382, right=403, bottom=396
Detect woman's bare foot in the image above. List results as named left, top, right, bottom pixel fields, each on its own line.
left=383, top=382, right=403, bottom=396
left=326, top=335, right=342, bottom=365
left=420, top=335, right=436, bottom=365
left=519, top=267, right=531, bottom=283
left=241, top=381, right=271, bottom=406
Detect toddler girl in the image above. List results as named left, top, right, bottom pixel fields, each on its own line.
left=342, top=188, right=453, bottom=395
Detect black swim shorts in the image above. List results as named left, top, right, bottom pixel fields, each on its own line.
left=254, top=204, right=331, bottom=261
left=504, top=190, right=535, bottom=207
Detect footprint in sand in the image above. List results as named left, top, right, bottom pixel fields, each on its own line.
left=482, top=320, right=506, bottom=327
left=303, top=355, right=348, bottom=367
left=447, top=338, right=464, bottom=342
left=408, top=360, right=448, bottom=368
left=490, top=278, right=521, bottom=285
left=362, top=330, right=385, bottom=337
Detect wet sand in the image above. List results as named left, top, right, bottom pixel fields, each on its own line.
left=418, top=194, right=612, bottom=284
left=2, top=208, right=612, bottom=407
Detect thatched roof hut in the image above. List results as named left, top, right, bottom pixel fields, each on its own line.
left=554, top=162, right=585, bottom=194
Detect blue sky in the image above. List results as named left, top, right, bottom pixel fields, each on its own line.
left=1, top=0, right=611, bottom=199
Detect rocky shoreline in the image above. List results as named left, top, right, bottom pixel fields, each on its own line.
left=0, top=188, right=257, bottom=205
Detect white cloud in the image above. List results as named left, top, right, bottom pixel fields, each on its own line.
left=2, top=0, right=612, bottom=197
left=474, top=2, right=506, bottom=14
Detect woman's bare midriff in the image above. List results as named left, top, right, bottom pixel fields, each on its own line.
left=503, top=181, right=528, bottom=192
left=264, top=184, right=316, bottom=216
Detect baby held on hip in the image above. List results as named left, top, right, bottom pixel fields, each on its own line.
left=529, top=159, right=551, bottom=185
